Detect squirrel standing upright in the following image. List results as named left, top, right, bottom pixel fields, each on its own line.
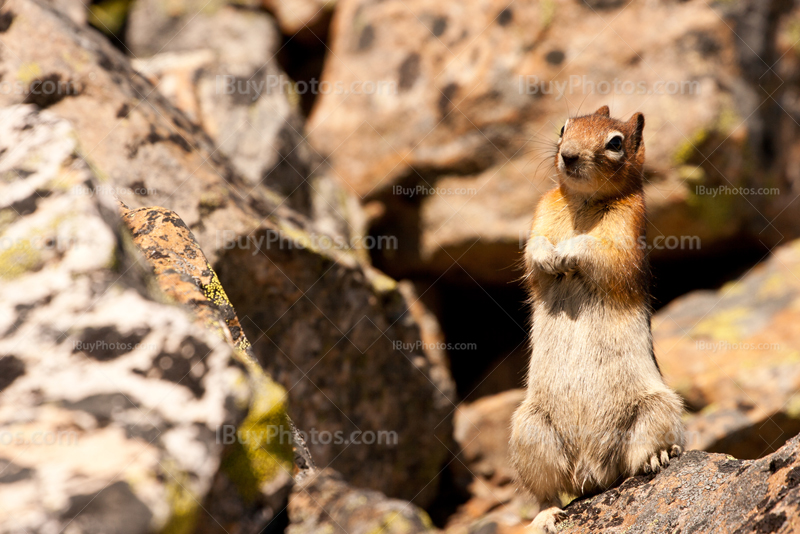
left=509, top=106, right=684, bottom=533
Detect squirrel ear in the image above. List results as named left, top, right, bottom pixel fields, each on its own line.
left=629, top=112, right=645, bottom=152
left=594, top=105, right=610, bottom=117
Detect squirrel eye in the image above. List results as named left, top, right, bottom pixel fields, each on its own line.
left=606, top=135, right=623, bottom=151
left=559, top=125, right=565, bottom=137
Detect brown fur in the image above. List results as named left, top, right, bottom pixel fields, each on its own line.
left=510, top=106, right=684, bottom=533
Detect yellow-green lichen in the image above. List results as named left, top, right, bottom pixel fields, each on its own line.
left=17, top=63, right=42, bottom=85
left=369, top=271, right=398, bottom=294
left=676, top=165, right=706, bottom=184
left=199, top=191, right=225, bottom=211
left=540, top=0, right=557, bottom=28
left=202, top=264, right=234, bottom=308
left=691, top=306, right=751, bottom=342
left=221, top=356, right=294, bottom=502
left=365, top=510, right=434, bottom=534
left=160, top=464, right=199, bottom=534
left=786, top=396, right=800, bottom=420
left=0, top=239, right=42, bottom=279
left=673, top=128, right=709, bottom=166
left=88, top=0, right=131, bottom=35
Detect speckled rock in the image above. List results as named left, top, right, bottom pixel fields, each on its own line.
left=120, top=205, right=308, bottom=532
left=0, top=0, right=329, bottom=263
left=287, top=468, right=437, bottom=534
left=560, top=435, right=800, bottom=533
left=309, top=0, right=796, bottom=284
left=217, top=228, right=457, bottom=506
left=128, top=3, right=361, bottom=240
left=0, top=0, right=456, bottom=505
left=653, top=238, right=800, bottom=460
left=0, top=105, right=257, bottom=533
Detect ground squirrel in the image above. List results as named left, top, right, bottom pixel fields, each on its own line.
left=509, top=106, right=684, bottom=533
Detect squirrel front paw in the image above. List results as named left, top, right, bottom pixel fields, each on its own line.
left=527, top=236, right=577, bottom=276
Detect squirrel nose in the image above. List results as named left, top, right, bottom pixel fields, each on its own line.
left=561, top=153, right=580, bottom=169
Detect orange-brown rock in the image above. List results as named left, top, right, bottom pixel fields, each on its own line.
left=308, top=0, right=798, bottom=284
left=654, top=238, right=800, bottom=459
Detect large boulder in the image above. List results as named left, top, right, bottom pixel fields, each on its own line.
left=0, top=104, right=270, bottom=533
left=0, top=0, right=456, bottom=504
left=288, top=468, right=437, bottom=534
left=559, top=435, right=800, bottom=533
left=307, top=0, right=797, bottom=285
left=654, top=237, right=800, bottom=460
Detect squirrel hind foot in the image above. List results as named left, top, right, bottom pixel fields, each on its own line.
left=527, top=505, right=565, bottom=534
left=642, top=445, right=683, bottom=474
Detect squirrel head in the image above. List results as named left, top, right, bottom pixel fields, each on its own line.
left=555, top=105, right=645, bottom=199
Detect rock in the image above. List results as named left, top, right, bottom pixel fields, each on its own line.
left=559, top=435, right=800, bottom=533
left=308, top=0, right=796, bottom=285
left=128, top=0, right=364, bottom=253
left=0, top=0, right=285, bottom=264
left=653, top=237, right=800, bottom=460
left=127, top=1, right=318, bottom=215
left=453, top=389, right=522, bottom=486
left=0, top=104, right=260, bottom=533
left=0, top=0, right=456, bottom=504
left=287, top=468, right=437, bottom=534
left=217, top=230, right=457, bottom=506
left=262, top=0, right=334, bottom=36
left=46, top=0, right=88, bottom=25
left=448, top=407, right=800, bottom=533
left=446, top=389, right=529, bottom=534
left=126, top=0, right=261, bottom=58
left=120, top=204, right=311, bottom=532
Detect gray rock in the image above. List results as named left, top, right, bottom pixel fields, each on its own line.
left=0, top=104, right=251, bottom=533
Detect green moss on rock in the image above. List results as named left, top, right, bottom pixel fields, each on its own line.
left=222, top=354, right=294, bottom=502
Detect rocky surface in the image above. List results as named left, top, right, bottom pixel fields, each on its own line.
left=120, top=204, right=306, bottom=531
left=0, top=0, right=456, bottom=506
left=559, top=434, right=800, bottom=533
left=308, top=0, right=797, bottom=285
left=5, top=0, right=800, bottom=531
left=654, top=237, right=800, bottom=460
left=0, top=104, right=261, bottom=533
left=128, top=1, right=361, bottom=249
left=288, top=468, right=436, bottom=534
left=447, top=391, right=800, bottom=534
left=217, top=222, right=456, bottom=506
